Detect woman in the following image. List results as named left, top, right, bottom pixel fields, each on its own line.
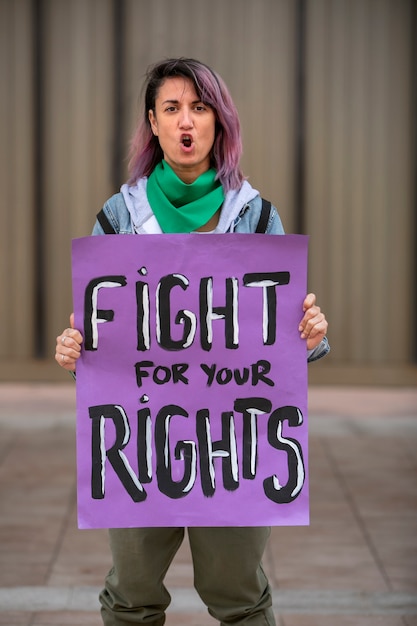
left=56, top=58, right=329, bottom=626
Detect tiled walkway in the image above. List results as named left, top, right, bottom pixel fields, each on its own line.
left=0, top=383, right=416, bottom=625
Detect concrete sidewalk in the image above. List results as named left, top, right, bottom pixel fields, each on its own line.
left=0, top=383, right=416, bottom=626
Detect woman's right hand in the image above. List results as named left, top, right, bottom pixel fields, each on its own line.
left=55, top=313, right=83, bottom=372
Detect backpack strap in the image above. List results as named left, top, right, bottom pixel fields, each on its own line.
left=96, top=208, right=117, bottom=234
left=97, top=198, right=271, bottom=235
left=255, top=198, right=271, bottom=233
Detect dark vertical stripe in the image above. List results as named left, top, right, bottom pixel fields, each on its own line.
left=294, top=0, right=306, bottom=234
left=33, top=0, right=45, bottom=357
left=412, top=0, right=417, bottom=362
left=112, top=0, right=125, bottom=189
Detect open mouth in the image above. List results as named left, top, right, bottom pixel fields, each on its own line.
left=181, top=135, right=193, bottom=148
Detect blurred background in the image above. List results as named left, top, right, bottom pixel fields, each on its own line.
left=0, top=0, right=415, bottom=386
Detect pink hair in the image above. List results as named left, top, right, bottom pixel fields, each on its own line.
left=127, top=58, right=245, bottom=193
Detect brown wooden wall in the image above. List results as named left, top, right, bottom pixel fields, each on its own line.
left=0, top=0, right=415, bottom=385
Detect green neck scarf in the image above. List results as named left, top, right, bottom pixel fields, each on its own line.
left=146, top=160, right=225, bottom=233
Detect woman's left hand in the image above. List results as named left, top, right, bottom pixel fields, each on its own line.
left=299, top=293, right=328, bottom=350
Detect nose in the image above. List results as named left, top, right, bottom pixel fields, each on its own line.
left=179, top=107, right=193, bottom=128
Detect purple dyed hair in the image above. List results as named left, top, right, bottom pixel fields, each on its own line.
left=127, top=58, right=245, bottom=192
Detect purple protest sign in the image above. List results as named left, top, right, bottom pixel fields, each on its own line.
left=72, top=233, right=309, bottom=529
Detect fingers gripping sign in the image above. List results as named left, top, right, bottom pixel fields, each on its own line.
left=298, top=293, right=328, bottom=351
left=55, top=313, right=83, bottom=371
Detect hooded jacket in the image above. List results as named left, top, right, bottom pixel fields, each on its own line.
left=92, top=178, right=329, bottom=362
left=93, top=179, right=284, bottom=236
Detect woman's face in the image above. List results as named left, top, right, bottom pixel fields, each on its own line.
left=148, top=76, right=216, bottom=183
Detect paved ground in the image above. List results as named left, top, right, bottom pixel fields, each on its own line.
left=0, top=383, right=416, bottom=626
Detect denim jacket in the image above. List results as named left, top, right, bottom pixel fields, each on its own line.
left=92, top=191, right=330, bottom=362
left=93, top=192, right=285, bottom=236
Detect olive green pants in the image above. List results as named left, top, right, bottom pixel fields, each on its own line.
left=100, top=526, right=276, bottom=625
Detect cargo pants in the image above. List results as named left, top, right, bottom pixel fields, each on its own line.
left=100, top=526, right=276, bottom=625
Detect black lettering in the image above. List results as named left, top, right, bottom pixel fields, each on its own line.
left=136, top=279, right=150, bottom=351
left=243, top=272, right=290, bottom=345
left=233, top=366, right=250, bottom=385
left=137, top=408, right=152, bottom=483
left=153, top=365, right=171, bottom=385
left=84, top=276, right=127, bottom=350
left=172, top=363, right=189, bottom=384
left=234, top=398, right=272, bottom=480
left=196, top=409, right=239, bottom=496
left=251, top=360, right=274, bottom=386
left=199, top=277, right=239, bottom=351
left=134, top=361, right=154, bottom=387
left=200, top=363, right=216, bottom=386
left=216, top=367, right=233, bottom=385
left=263, top=406, right=305, bottom=503
left=89, top=404, right=146, bottom=502
left=155, top=404, right=197, bottom=499
left=156, top=274, right=196, bottom=350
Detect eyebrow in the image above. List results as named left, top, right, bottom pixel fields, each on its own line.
left=161, top=99, right=203, bottom=105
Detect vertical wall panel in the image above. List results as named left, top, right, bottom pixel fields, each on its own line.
left=386, top=2, right=414, bottom=362
left=305, top=0, right=414, bottom=368
left=0, top=0, right=35, bottom=359
left=41, top=0, right=115, bottom=337
left=348, top=0, right=371, bottom=362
